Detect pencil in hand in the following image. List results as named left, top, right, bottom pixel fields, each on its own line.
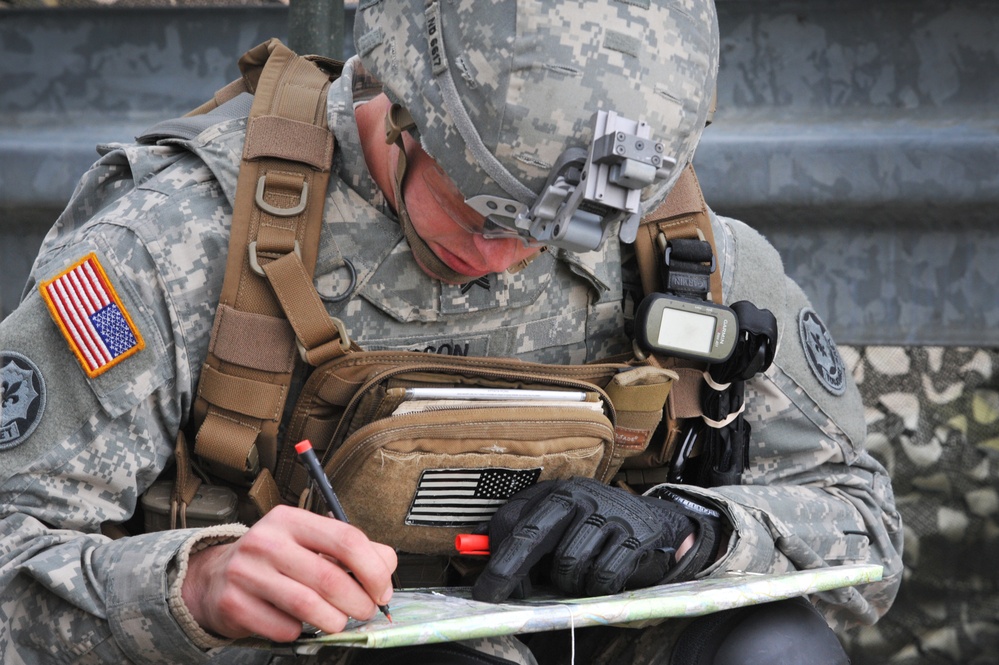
left=295, top=440, right=393, bottom=623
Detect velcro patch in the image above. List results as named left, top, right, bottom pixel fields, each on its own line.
left=39, top=253, right=144, bottom=378
left=406, top=467, right=541, bottom=527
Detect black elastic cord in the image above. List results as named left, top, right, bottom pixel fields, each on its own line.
left=695, top=301, right=777, bottom=487
left=656, top=233, right=778, bottom=489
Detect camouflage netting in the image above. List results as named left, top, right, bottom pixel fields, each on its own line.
left=840, top=346, right=999, bottom=665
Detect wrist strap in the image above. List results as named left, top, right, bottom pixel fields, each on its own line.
left=650, top=487, right=723, bottom=583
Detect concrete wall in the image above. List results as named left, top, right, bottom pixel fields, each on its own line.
left=2, top=2, right=997, bottom=346
left=703, top=1, right=999, bottom=347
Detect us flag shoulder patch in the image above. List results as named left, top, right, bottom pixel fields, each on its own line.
left=406, top=467, right=542, bottom=527
left=40, top=253, right=144, bottom=378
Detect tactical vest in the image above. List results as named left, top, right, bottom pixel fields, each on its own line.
left=149, top=41, right=763, bottom=563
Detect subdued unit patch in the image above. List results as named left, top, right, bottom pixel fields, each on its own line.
left=798, top=307, right=847, bottom=395
left=0, top=351, right=46, bottom=450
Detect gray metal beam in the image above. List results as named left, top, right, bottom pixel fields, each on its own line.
left=1, top=2, right=996, bottom=347
left=288, top=0, right=344, bottom=58
left=693, top=0, right=999, bottom=346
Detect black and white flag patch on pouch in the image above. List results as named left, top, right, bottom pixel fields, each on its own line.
left=1, top=352, right=47, bottom=450
left=406, top=467, right=542, bottom=527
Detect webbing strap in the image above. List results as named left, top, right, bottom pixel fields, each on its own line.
left=618, top=166, right=719, bottom=476
left=184, top=78, right=249, bottom=118
left=260, top=252, right=355, bottom=365
left=208, top=304, right=297, bottom=374
left=633, top=164, right=720, bottom=423
left=197, top=365, right=286, bottom=420
left=635, top=165, right=722, bottom=305
left=170, top=431, right=202, bottom=530
left=192, top=39, right=344, bottom=487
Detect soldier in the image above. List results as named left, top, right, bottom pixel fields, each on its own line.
left=0, top=0, right=902, bottom=663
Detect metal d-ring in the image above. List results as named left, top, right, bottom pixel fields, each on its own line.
left=256, top=175, right=308, bottom=217
left=318, top=257, right=357, bottom=304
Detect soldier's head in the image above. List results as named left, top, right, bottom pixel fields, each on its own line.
left=354, top=0, right=718, bottom=281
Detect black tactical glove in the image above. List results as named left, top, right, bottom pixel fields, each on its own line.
left=472, top=477, right=722, bottom=603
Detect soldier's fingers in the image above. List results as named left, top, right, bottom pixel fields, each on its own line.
left=242, top=569, right=355, bottom=638
left=257, top=507, right=396, bottom=607
left=473, top=494, right=576, bottom=603
left=188, top=545, right=321, bottom=642
left=303, top=520, right=395, bottom=607
left=273, top=542, right=381, bottom=622
left=372, top=542, right=398, bottom=576
left=209, top=584, right=311, bottom=642
left=550, top=515, right=620, bottom=595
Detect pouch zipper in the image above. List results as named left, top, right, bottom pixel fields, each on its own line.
left=317, top=359, right=623, bottom=468
left=326, top=408, right=616, bottom=488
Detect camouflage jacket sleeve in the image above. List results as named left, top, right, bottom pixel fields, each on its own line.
left=0, top=142, right=242, bottom=663
left=653, top=214, right=904, bottom=631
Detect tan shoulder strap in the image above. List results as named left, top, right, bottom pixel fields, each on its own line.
left=633, top=164, right=719, bottom=422
left=184, top=78, right=250, bottom=117
left=634, top=164, right=722, bottom=305
left=191, top=39, right=351, bottom=496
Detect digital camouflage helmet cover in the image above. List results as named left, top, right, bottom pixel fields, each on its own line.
left=354, top=0, right=719, bottom=253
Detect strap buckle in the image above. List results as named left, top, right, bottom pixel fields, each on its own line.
left=384, top=103, right=416, bottom=146
left=657, top=231, right=715, bottom=301
left=248, top=240, right=301, bottom=277
left=296, top=316, right=352, bottom=364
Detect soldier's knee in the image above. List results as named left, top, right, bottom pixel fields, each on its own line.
left=671, top=597, right=849, bottom=665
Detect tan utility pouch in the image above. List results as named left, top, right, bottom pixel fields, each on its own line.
left=277, top=351, right=677, bottom=555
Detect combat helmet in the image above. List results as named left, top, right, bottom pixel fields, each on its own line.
left=354, top=0, right=718, bottom=253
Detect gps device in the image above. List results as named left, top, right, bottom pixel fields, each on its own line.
left=635, top=293, right=738, bottom=363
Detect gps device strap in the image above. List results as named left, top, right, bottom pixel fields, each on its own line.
left=634, top=166, right=777, bottom=488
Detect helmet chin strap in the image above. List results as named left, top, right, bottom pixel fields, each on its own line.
left=385, top=104, right=479, bottom=285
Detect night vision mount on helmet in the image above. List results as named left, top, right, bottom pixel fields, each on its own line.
left=465, top=110, right=677, bottom=253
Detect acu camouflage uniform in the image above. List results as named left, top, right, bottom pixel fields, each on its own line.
left=0, top=42, right=902, bottom=665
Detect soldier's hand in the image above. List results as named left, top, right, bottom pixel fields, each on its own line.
left=472, top=477, right=721, bottom=603
left=181, top=505, right=396, bottom=642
